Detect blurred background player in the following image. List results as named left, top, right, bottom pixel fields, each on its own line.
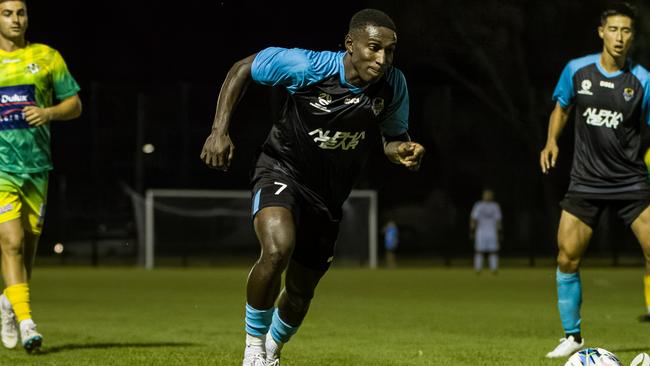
left=0, top=0, right=81, bottom=353
left=540, top=2, right=650, bottom=359
left=383, top=219, right=399, bottom=268
left=200, top=8, right=425, bottom=366
left=644, top=146, right=650, bottom=320
left=469, top=188, right=502, bottom=274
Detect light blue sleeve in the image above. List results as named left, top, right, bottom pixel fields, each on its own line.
left=380, top=68, right=409, bottom=136
left=631, top=64, right=650, bottom=126
left=552, top=62, right=575, bottom=109
left=251, top=47, right=340, bottom=94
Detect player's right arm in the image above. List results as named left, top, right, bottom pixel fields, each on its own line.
left=200, top=53, right=256, bottom=171
left=540, top=103, right=571, bottom=174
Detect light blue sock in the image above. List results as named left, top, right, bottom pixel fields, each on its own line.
left=245, top=303, right=274, bottom=337
left=556, top=268, right=582, bottom=334
left=270, top=308, right=299, bottom=343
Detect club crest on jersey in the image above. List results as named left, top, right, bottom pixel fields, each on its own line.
left=623, top=88, right=634, bottom=102
left=578, top=79, right=593, bottom=95
left=27, top=63, right=40, bottom=74
left=371, top=97, right=385, bottom=116
left=310, top=92, right=333, bottom=112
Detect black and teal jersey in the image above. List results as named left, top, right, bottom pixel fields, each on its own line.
left=553, top=53, right=650, bottom=195
left=250, top=47, right=409, bottom=212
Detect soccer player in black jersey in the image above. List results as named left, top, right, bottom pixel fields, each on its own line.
left=540, top=2, right=650, bottom=359
left=200, top=9, right=424, bottom=366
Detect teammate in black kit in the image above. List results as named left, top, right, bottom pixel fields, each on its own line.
left=200, top=9, right=424, bottom=366
left=541, top=2, right=650, bottom=359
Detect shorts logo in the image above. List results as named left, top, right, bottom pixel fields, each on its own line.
left=371, top=97, right=385, bottom=116
left=309, top=128, right=366, bottom=150
left=27, top=63, right=40, bottom=74
left=0, top=203, right=13, bottom=214
left=578, top=79, right=593, bottom=95
left=623, top=88, right=634, bottom=102
left=309, top=92, right=333, bottom=113
left=583, top=107, right=623, bottom=129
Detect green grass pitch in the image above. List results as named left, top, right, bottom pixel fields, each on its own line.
left=2, top=266, right=649, bottom=365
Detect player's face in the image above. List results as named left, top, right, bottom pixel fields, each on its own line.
left=0, top=1, right=27, bottom=42
left=483, top=190, right=494, bottom=201
left=346, top=25, right=397, bottom=84
left=598, top=15, right=633, bottom=59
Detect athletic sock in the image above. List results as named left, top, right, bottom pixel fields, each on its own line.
left=556, top=268, right=582, bottom=336
left=265, top=334, right=283, bottom=361
left=643, top=275, right=650, bottom=314
left=474, top=253, right=483, bottom=272
left=269, top=308, right=298, bottom=344
left=488, top=253, right=498, bottom=272
left=4, top=283, right=31, bottom=322
left=245, top=303, right=274, bottom=337
left=566, top=332, right=582, bottom=343
left=0, top=293, right=10, bottom=309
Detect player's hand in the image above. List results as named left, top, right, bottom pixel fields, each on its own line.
left=540, top=141, right=559, bottom=174
left=397, top=142, right=425, bottom=171
left=23, top=106, right=52, bottom=126
left=200, top=131, right=234, bottom=171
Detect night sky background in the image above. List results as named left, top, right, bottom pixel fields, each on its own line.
left=22, top=0, right=650, bottom=263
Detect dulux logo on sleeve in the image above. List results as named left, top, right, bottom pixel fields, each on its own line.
left=0, top=84, right=36, bottom=130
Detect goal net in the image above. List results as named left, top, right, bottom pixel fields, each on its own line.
left=139, top=189, right=377, bottom=269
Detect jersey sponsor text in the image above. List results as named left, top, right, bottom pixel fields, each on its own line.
left=583, top=107, right=623, bottom=129
left=309, top=128, right=366, bottom=150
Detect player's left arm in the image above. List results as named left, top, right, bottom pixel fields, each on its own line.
left=24, top=95, right=82, bottom=126
left=381, top=68, right=425, bottom=171
left=383, top=139, right=425, bottom=171
left=25, top=49, right=82, bottom=126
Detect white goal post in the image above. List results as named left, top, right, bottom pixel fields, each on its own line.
left=142, top=189, right=378, bottom=269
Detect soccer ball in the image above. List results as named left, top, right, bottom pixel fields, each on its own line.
left=631, top=353, right=650, bottom=366
left=564, top=348, right=622, bottom=366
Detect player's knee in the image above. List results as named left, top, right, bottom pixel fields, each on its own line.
left=260, top=247, right=291, bottom=272
left=0, top=233, right=25, bottom=256
left=556, top=252, right=580, bottom=272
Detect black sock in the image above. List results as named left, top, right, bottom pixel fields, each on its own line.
left=566, top=332, right=582, bottom=343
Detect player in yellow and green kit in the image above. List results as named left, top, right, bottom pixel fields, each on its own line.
left=0, top=0, right=81, bottom=353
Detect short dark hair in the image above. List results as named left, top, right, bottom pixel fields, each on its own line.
left=349, top=9, right=396, bottom=33
left=600, top=2, right=637, bottom=26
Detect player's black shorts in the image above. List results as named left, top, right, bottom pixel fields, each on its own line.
left=559, top=191, right=650, bottom=228
left=251, top=172, right=339, bottom=272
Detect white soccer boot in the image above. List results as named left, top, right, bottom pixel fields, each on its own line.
left=265, top=335, right=282, bottom=366
left=243, top=334, right=266, bottom=366
left=20, top=320, right=43, bottom=353
left=545, top=335, right=584, bottom=358
left=0, top=294, right=18, bottom=349
left=242, top=353, right=266, bottom=366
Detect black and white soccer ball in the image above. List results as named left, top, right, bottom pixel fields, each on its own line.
left=564, top=348, right=622, bottom=366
